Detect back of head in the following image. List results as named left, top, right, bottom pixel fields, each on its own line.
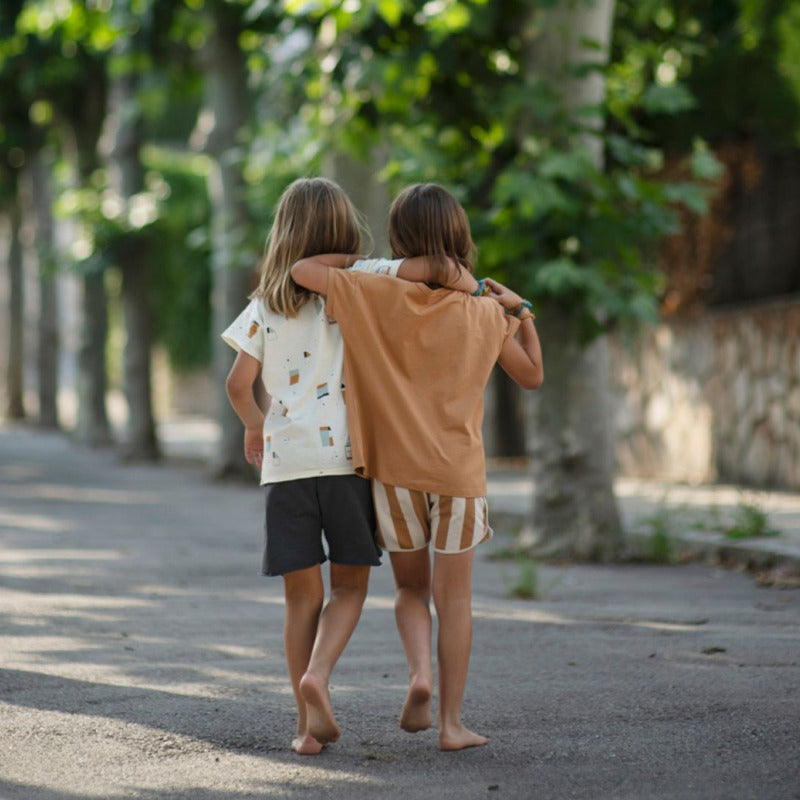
left=255, top=177, right=363, bottom=316
left=389, top=183, right=475, bottom=284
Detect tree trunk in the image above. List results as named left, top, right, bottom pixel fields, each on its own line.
left=525, top=306, right=623, bottom=560
left=75, top=271, right=112, bottom=446
left=72, top=68, right=112, bottom=447
left=327, top=148, right=391, bottom=257
left=4, top=179, right=25, bottom=420
left=101, top=3, right=159, bottom=461
left=522, top=0, right=623, bottom=559
left=197, top=3, right=253, bottom=479
left=30, top=149, right=60, bottom=429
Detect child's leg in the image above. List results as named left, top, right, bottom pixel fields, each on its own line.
left=300, top=563, right=370, bottom=743
left=283, top=565, right=325, bottom=754
left=389, top=549, right=434, bottom=732
left=432, top=548, right=487, bottom=751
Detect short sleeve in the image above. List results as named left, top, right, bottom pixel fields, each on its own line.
left=325, top=268, right=348, bottom=322
left=349, top=258, right=404, bottom=278
left=220, top=299, right=264, bottom=363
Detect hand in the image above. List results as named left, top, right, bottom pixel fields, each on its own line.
left=244, top=427, right=263, bottom=469
left=484, top=277, right=524, bottom=311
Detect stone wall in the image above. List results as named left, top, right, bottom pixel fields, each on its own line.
left=609, top=296, right=800, bottom=490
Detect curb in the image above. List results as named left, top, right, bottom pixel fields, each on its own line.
left=491, top=511, right=800, bottom=576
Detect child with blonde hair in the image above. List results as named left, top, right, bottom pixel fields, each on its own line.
left=223, top=177, right=400, bottom=754
left=292, top=182, right=543, bottom=751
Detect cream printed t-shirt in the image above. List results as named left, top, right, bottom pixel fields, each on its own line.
left=221, top=258, right=402, bottom=485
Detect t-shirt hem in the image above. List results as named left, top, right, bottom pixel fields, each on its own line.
left=261, top=465, right=359, bottom=485
left=356, top=466, right=486, bottom=498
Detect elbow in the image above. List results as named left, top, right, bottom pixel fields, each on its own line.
left=523, top=369, right=544, bottom=391
left=225, top=373, right=247, bottom=403
left=290, top=260, right=315, bottom=289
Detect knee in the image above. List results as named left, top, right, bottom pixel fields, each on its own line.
left=330, top=582, right=368, bottom=605
left=396, top=584, right=431, bottom=606
left=330, top=565, right=370, bottom=601
left=432, top=583, right=471, bottom=612
left=285, top=586, right=324, bottom=614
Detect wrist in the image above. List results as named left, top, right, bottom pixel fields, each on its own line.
left=505, top=300, right=535, bottom=319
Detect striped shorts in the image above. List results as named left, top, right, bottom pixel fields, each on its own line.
left=372, top=480, right=493, bottom=554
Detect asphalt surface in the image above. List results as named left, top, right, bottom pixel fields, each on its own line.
left=1, top=426, right=799, bottom=800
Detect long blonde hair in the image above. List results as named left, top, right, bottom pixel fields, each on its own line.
left=253, top=178, right=363, bottom=317
left=389, top=183, right=475, bottom=285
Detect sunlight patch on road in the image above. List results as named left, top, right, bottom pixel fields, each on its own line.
left=205, top=643, right=267, bottom=659
left=0, top=548, right=122, bottom=563
left=0, top=589, right=152, bottom=611
left=471, top=602, right=577, bottom=626
left=622, top=619, right=704, bottom=632
left=0, top=511, right=74, bottom=533
left=1, top=484, right=163, bottom=505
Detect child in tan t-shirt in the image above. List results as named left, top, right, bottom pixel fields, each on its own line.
left=291, top=183, right=543, bottom=751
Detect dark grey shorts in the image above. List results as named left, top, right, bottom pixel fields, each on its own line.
left=262, top=475, right=381, bottom=576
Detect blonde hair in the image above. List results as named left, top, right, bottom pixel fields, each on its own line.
left=389, top=183, right=475, bottom=285
left=253, top=177, right=363, bottom=317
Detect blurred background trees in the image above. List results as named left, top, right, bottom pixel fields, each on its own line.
left=2, top=0, right=799, bottom=557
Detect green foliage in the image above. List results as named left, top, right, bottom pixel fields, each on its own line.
left=145, top=146, right=212, bottom=372
left=282, top=0, right=717, bottom=342
left=613, top=0, right=800, bottom=149
left=643, top=513, right=675, bottom=563
left=506, top=556, right=539, bottom=600
left=725, top=503, right=781, bottom=540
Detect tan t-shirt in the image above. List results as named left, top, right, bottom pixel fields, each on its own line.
left=326, top=269, right=520, bottom=497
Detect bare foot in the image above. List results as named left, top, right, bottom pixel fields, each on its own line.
left=399, top=677, right=432, bottom=733
left=299, top=672, right=340, bottom=744
left=291, top=733, right=323, bottom=755
left=439, top=724, right=488, bottom=751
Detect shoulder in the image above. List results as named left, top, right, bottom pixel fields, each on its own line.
left=330, top=268, right=402, bottom=295
left=465, top=294, right=512, bottom=328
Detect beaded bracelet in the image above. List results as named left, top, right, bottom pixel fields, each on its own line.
left=471, top=278, right=491, bottom=297
left=506, top=299, right=534, bottom=319
left=516, top=308, right=535, bottom=322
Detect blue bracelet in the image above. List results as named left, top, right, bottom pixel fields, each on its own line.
left=472, top=279, right=491, bottom=297
left=507, top=300, right=533, bottom=317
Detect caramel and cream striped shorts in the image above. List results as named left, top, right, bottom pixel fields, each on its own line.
left=372, top=480, right=493, bottom=554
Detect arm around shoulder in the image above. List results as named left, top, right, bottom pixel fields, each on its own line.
left=290, top=258, right=334, bottom=295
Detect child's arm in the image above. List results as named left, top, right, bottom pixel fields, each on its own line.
left=291, top=256, right=479, bottom=295
left=486, top=278, right=544, bottom=391
left=225, top=351, right=265, bottom=468
left=395, top=258, right=480, bottom=294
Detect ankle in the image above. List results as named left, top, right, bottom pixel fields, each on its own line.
left=302, top=667, right=329, bottom=686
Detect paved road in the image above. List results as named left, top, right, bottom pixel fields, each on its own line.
left=1, top=427, right=799, bottom=800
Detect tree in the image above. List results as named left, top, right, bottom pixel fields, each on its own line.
left=2, top=167, right=25, bottom=421
left=518, top=0, right=623, bottom=559
left=193, top=0, right=256, bottom=479
left=101, top=0, right=160, bottom=460
left=29, top=140, right=60, bottom=429
left=0, top=0, right=30, bottom=421
left=16, top=0, right=116, bottom=445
